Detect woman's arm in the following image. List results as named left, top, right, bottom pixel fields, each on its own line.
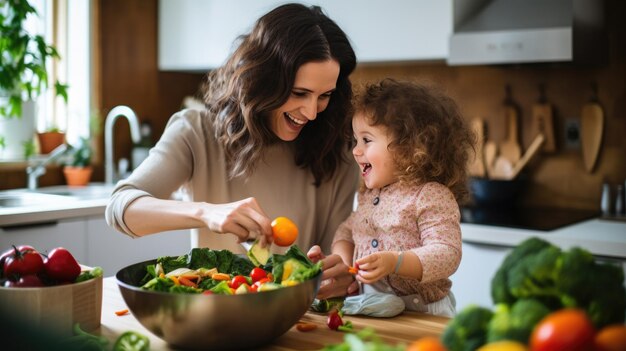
left=123, top=196, right=273, bottom=243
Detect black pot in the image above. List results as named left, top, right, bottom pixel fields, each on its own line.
left=469, top=177, right=526, bottom=207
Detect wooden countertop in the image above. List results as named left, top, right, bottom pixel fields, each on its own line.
left=99, top=277, right=450, bottom=350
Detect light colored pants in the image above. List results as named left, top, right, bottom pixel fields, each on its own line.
left=363, top=281, right=457, bottom=318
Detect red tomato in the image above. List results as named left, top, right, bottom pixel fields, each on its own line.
left=530, top=309, right=595, bottom=351
left=4, top=274, right=44, bottom=287
left=327, top=310, right=343, bottom=331
left=44, top=247, right=81, bottom=282
left=250, top=267, right=267, bottom=283
left=595, top=324, right=626, bottom=351
left=229, top=275, right=248, bottom=289
left=0, top=245, right=36, bottom=268
left=3, top=245, right=44, bottom=277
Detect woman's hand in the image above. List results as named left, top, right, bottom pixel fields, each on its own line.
left=201, top=197, right=273, bottom=245
left=307, top=246, right=359, bottom=299
left=355, top=251, right=397, bottom=284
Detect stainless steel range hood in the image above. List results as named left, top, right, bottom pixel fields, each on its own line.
left=447, top=0, right=606, bottom=65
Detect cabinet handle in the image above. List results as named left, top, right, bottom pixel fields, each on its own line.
left=1, top=221, right=59, bottom=231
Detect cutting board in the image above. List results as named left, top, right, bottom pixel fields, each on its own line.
left=499, top=105, right=522, bottom=164
left=531, top=102, right=556, bottom=152
left=580, top=101, right=604, bottom=172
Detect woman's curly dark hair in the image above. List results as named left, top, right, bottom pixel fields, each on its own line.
left=202, top=3, right=356, bottom=186
left=354, top=79, right=476, bottom=202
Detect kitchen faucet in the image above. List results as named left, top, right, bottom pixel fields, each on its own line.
left=104, top=105, right=141, bottom=185
left=26, top=143, right=69, bottom=190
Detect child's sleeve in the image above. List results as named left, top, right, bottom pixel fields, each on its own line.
left=411, top=183, right=462, bottom=283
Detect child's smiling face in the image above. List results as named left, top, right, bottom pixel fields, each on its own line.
left=352, top=112, right=398, bottom=189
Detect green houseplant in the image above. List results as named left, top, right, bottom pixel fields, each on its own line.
left=63, top=137, right=93, bottom=186
left=0, top=0, right=68, bottom=159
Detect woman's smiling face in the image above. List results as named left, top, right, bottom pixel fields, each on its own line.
left=269, top=59, right=339, bottom=141
left=352, top=112, right=398, bottom=189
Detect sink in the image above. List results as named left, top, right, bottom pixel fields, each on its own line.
left=36, top=183, right=115, bottom=200
left=0, top=193, right=77, bottom=208
left=0, top=183, right=114, bottom=209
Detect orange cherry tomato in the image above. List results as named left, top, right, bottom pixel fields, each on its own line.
left=530, top=309, right=595, bottom=351
left=271, top=217, right=298, bottom=246
left=406, top=336, right=447, bottom=351
left=594, top=324, right=626, bottom=351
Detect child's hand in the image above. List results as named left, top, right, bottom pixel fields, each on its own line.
left=355, top=252, right=397, bottom=284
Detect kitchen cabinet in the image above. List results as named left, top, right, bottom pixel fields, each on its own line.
left=0, top=218, right=88, bottom=263
left=86, top=217, right=191, bottom=276
left=158, top=0, right=452, bottom=71
left=450, top=241, right=510, bottom=311
left=0, top=216, right=191, bottom=276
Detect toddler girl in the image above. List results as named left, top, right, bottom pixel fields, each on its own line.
left=332, top=78, right=475, bottom=317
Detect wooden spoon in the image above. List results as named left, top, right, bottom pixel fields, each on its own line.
left=490, top=156, right=514, bottom=180
left=509, top=133, right=545, bottom=179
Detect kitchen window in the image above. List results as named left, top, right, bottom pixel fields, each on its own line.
left=37, top=0, right=94, bottom=146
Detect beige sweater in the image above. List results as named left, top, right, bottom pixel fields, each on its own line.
left=105, top=109, right=359, bottom=254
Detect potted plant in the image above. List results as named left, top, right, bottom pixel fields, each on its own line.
left=0, top=0, right=68, bottom=160
left=63, top=137, right=93, bottom=186
left=37, top=126, right=66, bottom=154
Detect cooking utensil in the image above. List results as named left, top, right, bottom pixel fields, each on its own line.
left=531, top=85, right=556, bottom=152
left=508, top=133, right=545, bottom=179
left=499, top=86, right=522, bottom=165
left=116, top=258, right=322, bottom=350
left=499, top=105, right=522, bottom=164
left=483, top=141, right=498, bottom=178
left=490, top=133, right=545, bottom=180
left=581, top=92, right=604, bottom=173
left=469, top=118, right=486, bottom=177
left=489, top=156, right=514, bottom=180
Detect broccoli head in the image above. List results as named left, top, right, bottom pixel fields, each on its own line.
left=491, top=237, right=626, bottom=330
left=491, top=237, right=553, bottom=304
left=585, top=261, right=626, bottom=328
left=507, top=245, right=563, bottom=308
left=487, top=299, right=551, bottom=344
left=442, top=305, right=493, bottom=351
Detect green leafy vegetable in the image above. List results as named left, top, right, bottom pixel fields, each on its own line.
left=322, top=328, right=404, bottom=351
left=441, top=305, right=493, bottom=351
left=113, top=331, right=150, bottom=351
left=444, top=237, right=626, bottom=351
left=75, top=267, right=103, bottom=283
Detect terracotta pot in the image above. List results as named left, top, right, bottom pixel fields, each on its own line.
left=38, top=131, right=66, bottom=154
left=63, top=166, right=93, bottom=186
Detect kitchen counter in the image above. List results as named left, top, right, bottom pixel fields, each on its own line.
left=461, top=218, right=626, bottom=259
left=99, top=278, right=450, bottom=350
left=0, top=184, right=113, bottom=227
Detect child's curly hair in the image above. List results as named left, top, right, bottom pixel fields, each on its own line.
left=354, top=78, right=475, bottom=202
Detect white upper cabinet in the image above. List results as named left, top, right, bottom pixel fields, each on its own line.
left=158, top=0, right=452, bottom=71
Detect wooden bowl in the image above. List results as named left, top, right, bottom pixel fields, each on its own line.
left=0, top=273, right=102, bottom=336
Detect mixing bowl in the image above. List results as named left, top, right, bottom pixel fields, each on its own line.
left=116, top=258, right=322, bottom=350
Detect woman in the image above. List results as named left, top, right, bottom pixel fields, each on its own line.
left=105, top=3, right=359, bottom=298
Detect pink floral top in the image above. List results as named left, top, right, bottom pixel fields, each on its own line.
left=333, top=181, right=462, bottom=304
